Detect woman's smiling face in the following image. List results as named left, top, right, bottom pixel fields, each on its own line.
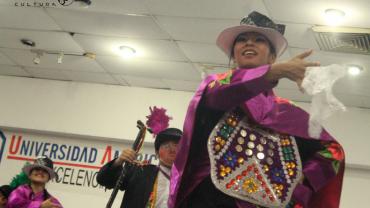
left=29, top=167, right=50, bottom=184
left=232, top=32, right=276, bottom=69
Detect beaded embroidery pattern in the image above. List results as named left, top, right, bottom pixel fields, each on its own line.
left=207, top=109, right=302, bottom=208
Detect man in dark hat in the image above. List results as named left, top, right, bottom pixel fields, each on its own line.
left=0, top=185, right=13, bottom=208
left=169, top=11, right=344, bottom=208
left=97, top=128, right=182, bottom=208
left=7, top=157, right=63, bottom=208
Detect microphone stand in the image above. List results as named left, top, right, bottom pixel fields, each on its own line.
left=105, top=120, right=147, bottom=208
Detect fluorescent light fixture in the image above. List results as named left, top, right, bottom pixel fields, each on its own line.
left=119, top=46, right=136, bottom=58
left=324, top=9, right=345, bottom=26
left=347, top=65, right=363, bottom=76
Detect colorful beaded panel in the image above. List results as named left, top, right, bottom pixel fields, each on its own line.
left=207, top=109, right=302, bottom=208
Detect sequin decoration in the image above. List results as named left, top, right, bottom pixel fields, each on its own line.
left=257, top=144, right=264, bottom=152
left=237, top=137, right=245, bottom=144
left=226, top=116, right=238, bottom=127
left=273, top=183, right=284, bottom=197
left=242, top=178, right=259, bottom=193
left=223, top=151, right=237, bottom=169
left=249, top=134, right=256, bottom=141
left=268, top=142, right=275, bottom=149
left=208, top=109, right=302, bottom=208
left=220, top=125, right=234, bottom=138
left=235, top=145, right=243, bottom=152
left=245, top=149, right=253, bottom=156
left=260, top=137, right=267, bottom=144
left=257, top=152, right=265, bottom=160
left=247, top=141, right=255, bottom=149
left=271, top=168, right=285, bottom=183
left=266, top=157, right=274, bottom=165
left=241, top=129, right=247, bottom=137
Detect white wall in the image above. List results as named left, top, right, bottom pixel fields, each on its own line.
left=0, top=75, right=192, bottom=142
left=0, top=75, right=369, bottom=207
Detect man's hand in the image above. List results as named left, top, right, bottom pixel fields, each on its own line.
left=113, top=149, right=137, bottom=167
left=40, top=198, right=61, bottom=208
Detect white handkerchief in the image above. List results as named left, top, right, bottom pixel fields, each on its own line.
left=301, top=64, right=347, bottom=138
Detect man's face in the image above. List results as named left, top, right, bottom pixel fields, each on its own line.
left=29, top=167, right=50, bottom=184
left=232, top=32, right=276, bottom=69
left=158, top=140, right=179, bottom=168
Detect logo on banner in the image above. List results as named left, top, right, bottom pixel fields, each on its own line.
left=1, top=131, right=157, bottom=189
left=0, top=131, right=6, bottom=165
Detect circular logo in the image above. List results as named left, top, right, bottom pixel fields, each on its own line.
left=58, top=0, right=74, bottom=6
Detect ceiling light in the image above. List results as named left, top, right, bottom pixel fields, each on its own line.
left=347, top=65, right=363, bottom=76
left=119, top=46, right=136, bottom=58
left=74, top=0, right=91, bottom=8
left=33, top=52, right=42, bottom=65
left=83, top=52, right=96, bottom=60
left=324, top=9, right=345, bottom=26
left=20, top=39, right=36, bottom=47
left=57, top=52, right=64, bottom=64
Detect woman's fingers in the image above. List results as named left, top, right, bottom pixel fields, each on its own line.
left=304, top=61, right=320, bottom=67
left=294, top=49, right=313, bottom=59
left=297, top=79, right=305, bottom=93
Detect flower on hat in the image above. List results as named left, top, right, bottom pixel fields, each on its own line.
left=146, top=106, right=172, bottom=137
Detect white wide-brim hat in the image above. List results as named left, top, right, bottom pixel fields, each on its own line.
left=216, top=11, right=288, bottom=58
left=23, top=157, right=57, bottom=180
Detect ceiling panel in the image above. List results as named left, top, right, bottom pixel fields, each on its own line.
left=0, top=65, right=30, bottom=77
left=162, top=79, right=200, bottom=92
left=66, top=71, right=119, bottom=85
left=97, top=56, right=201, bottom=81
left=276, top=79, right=299, bottom=90
left=155, top=16, right=238, bottom=43
left=0, top=0, right=368, bottom=109
left=1, top=48, right=105, bottom=72
left=289, top=48, right=370, bottom=73
left=334, top=76, right=370, bottom=97
left=64, top=0, right=149, bottom=15
left=265, top=0, right=370, bottom=28
left=0, top=6, right=61, bottom=30
left=362, top=97, right=370, bottom=107
left=24, top=67, right=70, bottom=81
left=118, top=75, right=169, bottom=89
left=146, top=0, right=268, bottom=19
left=335, top=93, right=367, bottom=108
left=0, top=29, right=84, bottom=53
left=0, top=51, right=15, bottom=65
left=283, top=24, right=319, bottom=50
left=276, top=48, right=292, bottom=62
left=46, top=8, right=170, bottom=39
left=177, top=41, right=229, bottom=65
left=73, top=34, right=187, bottom=62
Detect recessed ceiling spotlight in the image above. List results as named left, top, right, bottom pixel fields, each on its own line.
left=324, top=9, right=345, bottom=26
left=33, top=52, right=43, bottom=65
left=74, top=0, right=91, bottom=8
left=20, top=39, right=36, bottom=47
left=57, top=52, right=64, bottom=64
left=347, top=65, right=363, bottom=76
left=119, top=46, right=136, bottom=58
